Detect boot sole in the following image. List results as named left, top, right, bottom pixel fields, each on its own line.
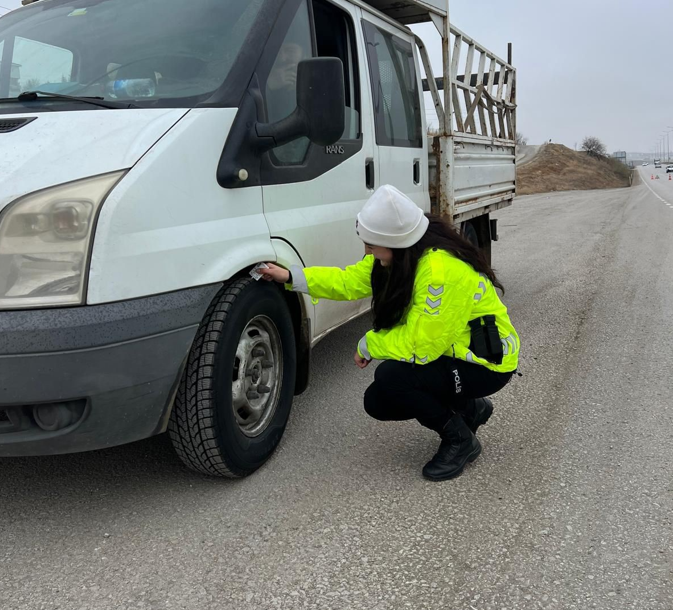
left=422, top=444, right=482, bottom=482
left=468, top=399, right=494, bottom=435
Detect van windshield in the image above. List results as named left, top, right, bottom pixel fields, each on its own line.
left=0, top=0, right=266, bottom=108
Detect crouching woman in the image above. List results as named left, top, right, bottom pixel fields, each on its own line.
left=262, top=185, right=519, bottom=481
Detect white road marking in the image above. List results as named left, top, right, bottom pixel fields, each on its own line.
left=641, top=172, right=669, bottom=204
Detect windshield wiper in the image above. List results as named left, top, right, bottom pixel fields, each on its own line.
left=10, top=90, right=137, bottom=110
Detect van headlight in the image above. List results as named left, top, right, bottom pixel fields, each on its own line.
left=0, top=172, right=125, bottom=309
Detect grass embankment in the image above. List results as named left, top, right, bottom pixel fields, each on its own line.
left=518, top=144, right=632, bottom=195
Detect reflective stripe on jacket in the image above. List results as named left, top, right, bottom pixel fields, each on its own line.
left=288, top=249, right=519, bottom=373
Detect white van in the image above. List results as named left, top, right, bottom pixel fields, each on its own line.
left=0, top=0, right=516, bottom=476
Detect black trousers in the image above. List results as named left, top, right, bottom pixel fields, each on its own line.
left=364, top=357, right=513, bottom=432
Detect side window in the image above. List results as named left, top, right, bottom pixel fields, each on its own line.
left=10, top=37, right=74, bottom=96
left=264, top=1, right=313, bottom=165
left=313, top=0, right=361, bottom=141
left=362, top=22, right=422, bottom=148
left=257, top=0, right=363, bottom=184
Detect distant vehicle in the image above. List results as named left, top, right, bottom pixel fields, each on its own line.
left=666, top=166, right=673, bottom=173
left=642, top=162, right=648, bottom=166
left=655, top=163, right=662, bottom=168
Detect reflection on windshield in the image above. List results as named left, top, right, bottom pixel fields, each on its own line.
left=0, top=0, right=265, bottom=105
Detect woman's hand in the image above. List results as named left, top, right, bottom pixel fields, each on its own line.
left=261, top=263, right=291, bottom=284
left=354, top=351, right=370, bottom=369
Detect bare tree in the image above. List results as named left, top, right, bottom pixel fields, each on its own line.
left=582, top=136, right=607, bottom=159
left=515, top=132, right=528, bottom=147
left=21, top=78, right=42, bottom=92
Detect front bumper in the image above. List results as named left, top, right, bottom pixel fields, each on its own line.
left=0, top=285, right=220, bottom=456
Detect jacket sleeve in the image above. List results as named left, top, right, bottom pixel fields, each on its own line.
left=358, top=258, right=475, bottom=364
left=288, top=255, right=374, bottom=301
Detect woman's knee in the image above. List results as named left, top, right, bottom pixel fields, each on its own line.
left=374, top=360, right=414, bottom=389
left=364, top=361, right=416, bottom=422
left=363, top=377, right=417, bottom=422
left=363, top=382, right=386, bottom=420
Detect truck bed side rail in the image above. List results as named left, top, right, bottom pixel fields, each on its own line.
left=443, top=26, right=516, bottom=143
left=416, top=18, right=517, bottom=222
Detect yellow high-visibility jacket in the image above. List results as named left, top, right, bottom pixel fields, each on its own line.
left=288, top=249, right=519, bottom=373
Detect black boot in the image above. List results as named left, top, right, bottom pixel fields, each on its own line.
left=422, top=413, right=482, bottom=481
left=462, top=397, right=493, bottom=434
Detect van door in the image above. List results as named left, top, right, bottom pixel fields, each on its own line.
left=260, top=0, right=376, bottom=338
left=361, top=13, right=429, bottom=212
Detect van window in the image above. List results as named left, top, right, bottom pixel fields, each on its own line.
left=11, top=37, right=74, bottom=96
left=313, top=0, right=361, bottom=141
left=362, top=22, right=422, bottom=148
left=261, top=0, right=362, bottom=172
left=265, top=1, right=313, bottom=165
left=0, top=0, right=266, bottom=105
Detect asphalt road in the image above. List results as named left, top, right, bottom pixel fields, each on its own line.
left=3, top=170, right=673, bottom=610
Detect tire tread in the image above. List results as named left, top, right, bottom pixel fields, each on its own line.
left=168, top=279, right=253, bottom=478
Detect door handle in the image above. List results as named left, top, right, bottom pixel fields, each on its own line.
left=365, top=157, right=375, bottom=190
left=413, top=159, right=420, bottom=185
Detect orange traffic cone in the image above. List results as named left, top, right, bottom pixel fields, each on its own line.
left=669, top=174, right=671, bottom=181
left=652, top=174, right=655, bottom=180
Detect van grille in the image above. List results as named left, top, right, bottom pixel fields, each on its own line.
left=0, top=117, right=37, bottom=133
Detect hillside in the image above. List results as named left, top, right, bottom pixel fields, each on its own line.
left=518, top=144, right=632, bottom=195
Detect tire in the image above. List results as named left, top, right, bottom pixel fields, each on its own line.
left=168, top=278, right=297, bottom=478
left=461, top=218, right=492, bottom=265
left=461, top=221, right=479, bottom=248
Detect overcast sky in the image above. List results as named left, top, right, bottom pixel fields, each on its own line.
left=412, top=0, right=671, bottom=154
left=0, top=0, right=669, bottom=153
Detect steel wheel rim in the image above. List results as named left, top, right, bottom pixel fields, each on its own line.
left=231, top=315, right=283, bottom=438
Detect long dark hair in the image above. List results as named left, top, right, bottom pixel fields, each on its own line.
left=371, top=214, right=504, bottom=331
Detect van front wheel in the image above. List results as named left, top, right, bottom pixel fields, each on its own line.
left=169, top=278, right=297, bottom=478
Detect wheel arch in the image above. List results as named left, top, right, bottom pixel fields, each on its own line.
left=270, top=238, right=313, bottom=396
left=163, top=237, right=313, bottom=431
left=160, top=252, right=312, bottom=432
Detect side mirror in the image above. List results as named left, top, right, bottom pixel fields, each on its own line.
left=255, top=57, right=345, bottom=152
